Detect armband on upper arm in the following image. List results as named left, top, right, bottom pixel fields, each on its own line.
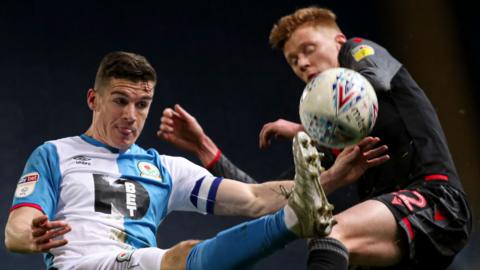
left=189, top=176, right=223, bottom=214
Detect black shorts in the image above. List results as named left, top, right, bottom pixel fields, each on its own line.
left=373, top=177, right=472, bottom=269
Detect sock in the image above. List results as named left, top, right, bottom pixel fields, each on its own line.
left=307, top=238, right=349, bottom=270
left=283, top=204, right=299, bottom=231
left=186, top=209, right=297, bottom=270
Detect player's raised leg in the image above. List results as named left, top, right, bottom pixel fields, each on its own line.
left=183, top=132, right=335, bottom=270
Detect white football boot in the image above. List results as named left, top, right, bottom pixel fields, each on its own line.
left=287, top=131, right=336, bottom=237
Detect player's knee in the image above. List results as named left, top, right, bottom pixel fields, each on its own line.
left=171, top=239, right=201, bottom=256
left=162, top=240, right=201, bottom=270
left=328, top=222, right=362, bottom=259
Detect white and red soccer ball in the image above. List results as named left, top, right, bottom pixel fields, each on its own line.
left=299, top=67, right=378, bottom=148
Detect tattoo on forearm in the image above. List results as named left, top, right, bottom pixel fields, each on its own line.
left=272, top=185, right=294, bottom=199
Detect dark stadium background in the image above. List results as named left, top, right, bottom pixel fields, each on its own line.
left=1, top=1, right=478, bottom=269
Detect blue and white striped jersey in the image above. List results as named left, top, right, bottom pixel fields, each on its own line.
left=11, top=134, right=222, bottom=269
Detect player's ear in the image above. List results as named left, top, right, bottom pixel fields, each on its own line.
left=87, top=88, right=97, bottom=111
left=335, top=33, right=347, bottom=49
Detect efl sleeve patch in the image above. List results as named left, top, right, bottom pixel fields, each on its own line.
left=15, top=172, right=40, bottom=198
left=11, top=142, right=61, bottom=219
left=190, top=176, right=223, bottom=214
left=352, top=44, right=375, bottom=62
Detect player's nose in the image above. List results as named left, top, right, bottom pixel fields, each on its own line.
left=298, top=56, right=310, bottom=71
left=122, top=103, right=137, bottom=122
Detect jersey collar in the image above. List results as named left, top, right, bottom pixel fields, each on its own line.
left=79, top=134, right=132, bottom=154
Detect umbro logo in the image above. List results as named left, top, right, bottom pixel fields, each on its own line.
left=73, top=155, right=92, bottom=165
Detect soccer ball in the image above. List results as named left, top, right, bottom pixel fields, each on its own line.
left=299, top=67, right=378, bottom=148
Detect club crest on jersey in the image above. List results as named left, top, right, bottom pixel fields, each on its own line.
left=137, top=161, right=162, bottom=181
left=116, top=249, right=134, bottom=262
left=351, top=44, right=375, bottom=62
left=15, top=172, right=39, bottom=198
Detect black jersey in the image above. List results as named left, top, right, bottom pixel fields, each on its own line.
left=338, top=38, right=463, bottom=198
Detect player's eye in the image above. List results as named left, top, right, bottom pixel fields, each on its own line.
left=304, top=45, right=316, bottom=55
left=113, top=97, right=128, bottom=106
left=289, top=57, right=298, bottom=66
left=136, top=101, right=149, bottom=109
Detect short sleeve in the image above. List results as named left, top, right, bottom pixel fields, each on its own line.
left=339, top=38, right=402, bottom=92
left=11, top=143, right=62, bottom=219
left=162, top=156, right=223, bottom=215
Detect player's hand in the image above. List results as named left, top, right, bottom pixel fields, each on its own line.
left=157, top=104, right=207, bottom=154
left=30, top=215, right=71, bottom=252
left=259, top=119, right=304, bottom=149
left=157, top=104, right=220, bottom=167
left=325, top=137, right=389, bottom=190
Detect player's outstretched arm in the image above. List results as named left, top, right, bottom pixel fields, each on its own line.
left=5, top=207, right=71, bottom=253
left=321, top=136, right=390, bottom=193
left=213, top=179, right=294, bottom=217
left=157, top=104, right=219, bottom=167
left=259, top=119, right=304, bottom=149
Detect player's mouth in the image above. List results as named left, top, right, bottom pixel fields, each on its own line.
left=117, top=126, right=137, bottom=136
left=308, top=73, right=320, bottom=81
